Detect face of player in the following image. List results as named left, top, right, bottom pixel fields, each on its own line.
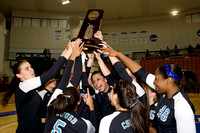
left=110, top=89, right=119, bottom=107
left=153, top=69, right=168, bottom=94
left=45, top=78, right=56, bottom=91
left=92, top=73, right=109, bottom=93
left=16, top=62, right=35, bottom=81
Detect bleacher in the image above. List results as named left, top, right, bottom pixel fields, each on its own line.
left=140, top=55, right=200, bottom=93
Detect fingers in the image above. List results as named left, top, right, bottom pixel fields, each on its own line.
left=87, top=88, right=91, bottom=96
left=94, top=31, right=103, bottom=40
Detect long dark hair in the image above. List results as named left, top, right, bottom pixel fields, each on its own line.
left=48, top=87, right=80, bottom=116
left=2, top=60, right=27, bottom=107
left=157, top=63, right=198, bottom=93
left=113, top=80, right=149, bottom=133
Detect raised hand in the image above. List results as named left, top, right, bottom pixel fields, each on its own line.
left=94, top=31, right=103, bottom=41
left=70, top=38, right=84, bottom=60
left=83, top=88, right=94, bottom=111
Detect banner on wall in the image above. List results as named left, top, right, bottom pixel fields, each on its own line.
left=130, top=31, right=138, bottom=45
left=110, top=32, right=118, bottom=45
left=102, top=32, right=109, bottom=43
left=197, top=29, right=200, bottom=36
left=120, top=32, right=128, bottom=45
left=140, top=30, right=147, bottom=45
left=150, top=34, right=158, bottom=42
left=54, top=29, right=62, bottom=41
left=64, top=28, right=70, bottom=41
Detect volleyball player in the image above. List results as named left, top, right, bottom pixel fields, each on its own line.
left=100, top=44, right=197, bottom=133
left=44, top=39, right=95, bottom=133
left=99, top=80, right=149, bottom=133
left=1, top=39, right=75, bottom=133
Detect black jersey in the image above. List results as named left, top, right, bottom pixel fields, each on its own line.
left=99, top=111, right=133, bottom=133
left=134, top=68, right=196, bottom=133
left=44, top=111, right=95, bottom=133
left=95, top=87, right=115, bottom=117
left=15, top=87, right=42, bottom=133
left=15, top=57, right=67, bottom=133
left=39, top=89, right=53, bottom=118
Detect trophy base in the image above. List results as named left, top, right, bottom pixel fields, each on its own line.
left=82, top=39, right=102, bottom=53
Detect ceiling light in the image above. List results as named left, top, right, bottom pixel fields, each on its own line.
left=62, top=0, right=70, bottom=5
left=171, top=11, right=178, bottom=16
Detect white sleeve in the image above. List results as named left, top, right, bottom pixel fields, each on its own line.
left=174, top=93, right=196, bottom=133
left=67, top=82, right=74, bottom=87
left=131, top=80, right=145, bottom=97
left=38, top=90, right=47, bottom=100
left=82, top=118, right=95, bottom=133
left=99, top=112, right=120, bottom=133
left=146, top=74, right=156, bottom=90
left=47, top=89, right=63, bottom=106
left=19, top=76, right=41, bottom=93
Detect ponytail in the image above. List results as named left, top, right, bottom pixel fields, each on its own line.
left=2, top=77, right=20, bottom=107
left=2, top=60, right=27, bottom=107
left=130, top=101, right=149, bottom=133
left=113, top=80, right=149, bottom=133
left=48, top=87, right=80, bottom=116
left=184, top=70, right=198, bottom=93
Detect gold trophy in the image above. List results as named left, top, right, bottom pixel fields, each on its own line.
left=77, top=9, right=104, bottom=53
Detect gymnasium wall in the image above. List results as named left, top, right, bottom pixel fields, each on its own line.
left=3, top=9, right=200, bottom=81
left=8, top=9, right=200, bottom=59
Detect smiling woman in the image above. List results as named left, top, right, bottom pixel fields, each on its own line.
left=1, top=40, right=74, bottom=133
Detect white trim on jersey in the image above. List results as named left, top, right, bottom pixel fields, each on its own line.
left=173, top=92, right=196, bottom=133
left=146, top=73, right=156, bottom=89
left=67, top=82, right=73, bottom=87
left=47, top=88, right=63, bottom=106
left=131, top=80, right=145, bottom=97
left=99, top=111, right=121, bottom=133
left=38, top=89, right=48, bottom=100
left=82, top=117, right=95, bottom=133
left=19, top=76, right=41, bottom=93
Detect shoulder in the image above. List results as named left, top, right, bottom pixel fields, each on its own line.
left=81, top=118, right=95, bottom=133
left=99, top=112, right=121, bottom=133
left=173, top=92, right=194, bottom=116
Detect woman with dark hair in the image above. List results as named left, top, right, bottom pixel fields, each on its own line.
left=99, top=80, right=149, bottom=133
left=44, top=40, right=95, bottom=133
left=100, top=44, right=197, bottom=133
left=1, top=39, right=81, bottom=133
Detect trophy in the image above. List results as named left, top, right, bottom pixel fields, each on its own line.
left=77, top=9, right=104, bottom=53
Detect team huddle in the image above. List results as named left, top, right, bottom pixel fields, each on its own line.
left=2, top=31, right=197, bottom=133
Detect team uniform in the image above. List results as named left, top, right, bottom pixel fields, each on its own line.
left=15, top=57, right=67, bottom=133
left=38, top=89, right=53, bottom=132
left=45, top=59, right=96, bottom=133
left=44, top=111, right=95, bottom=133
left=95, top=87, right=115, bottom=117
left=134, top=67, right=196, bottom=133
left=99, top=111, right=133, bottom=133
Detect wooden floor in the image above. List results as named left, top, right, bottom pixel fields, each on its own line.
left=0, top=103, right=17, bottom=133
left=0, top=93, right=199, bottom=132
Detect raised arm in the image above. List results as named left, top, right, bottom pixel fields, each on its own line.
left=100, top=44, right=156, bottom=89
left=19, top=41, right=73, bottom=93
left=48, top=39, right=83, bottom=105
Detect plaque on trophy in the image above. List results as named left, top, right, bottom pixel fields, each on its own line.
left=77, top=9, right=104, bottom=53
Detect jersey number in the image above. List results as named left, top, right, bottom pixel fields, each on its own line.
left=51, top=119, right=67, bottom=133
left=157, top=105, right=170, bottom=122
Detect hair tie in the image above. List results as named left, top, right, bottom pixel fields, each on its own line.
left=164, top=64, right=181, bottom=81
left=130, top=99, right=139, bottom=108
left=181, top=69, right=186, bottom=75
left=64, top=95, right=71, bottom=98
